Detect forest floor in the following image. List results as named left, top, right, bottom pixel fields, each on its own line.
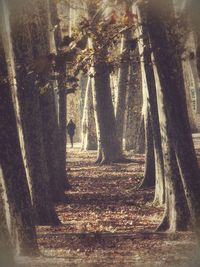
left=16, top=137, right=200, bottom=267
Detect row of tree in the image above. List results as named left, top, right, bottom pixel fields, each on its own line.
left=1, top=0, right=200, bottom=264
left=0, top=0, right=70, bottom=264
left=67, top=0, right=200, bottom=242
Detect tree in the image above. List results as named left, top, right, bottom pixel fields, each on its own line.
left=124, top=45, right=143, bottom=151
left=140, top=104, right=155, bottom=189
left=92, top=50, right=123, bottom=164
left=116, top=4, right=133, bottom=151
left=138, top=4, right=165, bottom=204
left=153, top=64, right=190, bottom=231
left=189, top=0, right=200, bottom=79
left=50, top=0, right=71, bottom=190
left=81, top=76, right=97, bottom=150
left=32, top=0, right=67, bottom=202
left=86, top=1, right=124, bottom=164
left=0, top=30, right=38, bottom=255
left=0, top=175, right=14, bottom=267
left=146, top=0, right=200, bottom=233
left=7, top=0, right=61, bottom=222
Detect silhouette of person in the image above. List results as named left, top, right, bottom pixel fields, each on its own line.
left=67, top=119, right=76, bottom=148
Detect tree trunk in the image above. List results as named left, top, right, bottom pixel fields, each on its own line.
left=139, top=4, right=165, bottom=204
left=147, top=0, right=199, bottom=233
left=135, top=114, right=145, bottom=153
left=154, top=64, right=190, bottom=231
left=92, top=59, right=123, bottom=164
left=182, top=60, right=198, bottom=132
left=125, top=47, right=143, bottom=151
left=157, top=146, right=190, bottom=232
left=0, top=34, right=38, bottom=255
left=49, top=0, right=70, bottom=189
left=37, top=0, right=67, bottom=202
left=80, top=73, right=88, bottom=121
left=7, top=0, right=61, bottom=222
left=116, top=28, right=132, bottom=151
left=140, top=106, right=155, bottom=188
left=190, top=0, right=200, bottom=79
left=81, top=77, right=97, bottom=150
left=0, top=170, right=14, bottom=266
left=40, top=85, right=67, bottom=202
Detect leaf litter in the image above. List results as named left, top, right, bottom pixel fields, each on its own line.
left=16, top=147, right=199, bottom=267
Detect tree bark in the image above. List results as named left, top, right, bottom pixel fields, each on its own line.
left=182, top=59, right=198, bottom=132
left=49, top=0, right=70, bottom=189
left=87, top=1, right=123, bottom=164
left=36, top=0, right=67, bottom=202
left=139, top=4, right=165, bottom=204
left=153, top=64, right=190, bottom=231
left=7, top=0, right=61, bottom=222
left=125, top=47, right=143, bottom=151
left=135, top=114, right=145, bottom=154
left=190, top=0, right=200, bottom=80
left=0, top=170, right=14, bottom=266
left=0, top=34, right=38, bottom=254
left=140, top=106, right=155, bottom=188
left=92, top=59, right=123, bottom=164
left=147, top=0, right=198, bottom=233
left=116, top=28, right=132, bottom=151
left=81, top=77, right=97, bottom=150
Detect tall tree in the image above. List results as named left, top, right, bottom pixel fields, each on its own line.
left=140, top=104, right=155, bottom=189
left=0, top=27, right=38, bottom=255
left=49, top=0, right=70, bottom=190
left=92, top=50, right=123, bottom=164
left=87, top=1, right=123, bottom=164
left=116, top=3, right=133, bottom=151
left=125, top=46, right=143, bottom=151
left=138, top=4, right=165, bottom=204
left=153, top=64, right=190, bottom=231
left=190, top=0, right=200, bottom=80
left=0, top=170, right=14, bottom=267
left=7, top=0, right=61, bottom=222
left=146, top=0, right=200, bottom=233
left=81, top=76, right=97, bottom=150
left=34, top=0, right=67, bottom=202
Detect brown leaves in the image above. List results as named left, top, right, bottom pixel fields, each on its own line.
left=27, top=149, right=198, bottom=267
left=123, top=7, right=138, bottom=26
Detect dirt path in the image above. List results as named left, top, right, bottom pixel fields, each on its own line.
left=17, top=147, right=199, bottom=267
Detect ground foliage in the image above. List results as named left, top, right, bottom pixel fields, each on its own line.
left=15, top=144, right=200, bottom=267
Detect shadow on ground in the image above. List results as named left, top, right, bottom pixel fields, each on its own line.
left=16, top=145, right=200, bottom=267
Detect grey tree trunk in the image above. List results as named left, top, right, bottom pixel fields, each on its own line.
left=125, top=47, right=143, bottom=151
left=139, top=4, right=165, bottom=204
left=147, top=0, right=198, bottom=233
left=7, top=0, right=61, bottom=223
left=135, top=114, right=145, bottom=154
left=87, top=1, right=121, bottom=163
left=80, top=73, right=88, bottom=121
left=140, top=106, right=155, bottom=188
left=92, top=58, right=123, bottom=164
left=0, top=36, right=38, bottom=255
left=154, top=65, right=190, bottom=231
left=116, top=29, right=132, bottom=151
left=0, top=170, right=14, bottom=267
left=36, top=0, right=66, bottom=202
left=179, top=14, right=199, bottom=131
left=191, top=0, right=200, bottom=79
left=49, top=0, right=70, bottom=189
left=81, top=77, right=97, bottom=150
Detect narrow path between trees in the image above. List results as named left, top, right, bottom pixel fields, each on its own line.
left=17, top=142, right=200, bottom=267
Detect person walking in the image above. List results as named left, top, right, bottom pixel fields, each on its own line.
left=67, top=119, right=76, bottom=148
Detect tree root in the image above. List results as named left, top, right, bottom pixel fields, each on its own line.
left=139, top=176, right=155, bottom=189
left=156, top=214, right=169, bottom=232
